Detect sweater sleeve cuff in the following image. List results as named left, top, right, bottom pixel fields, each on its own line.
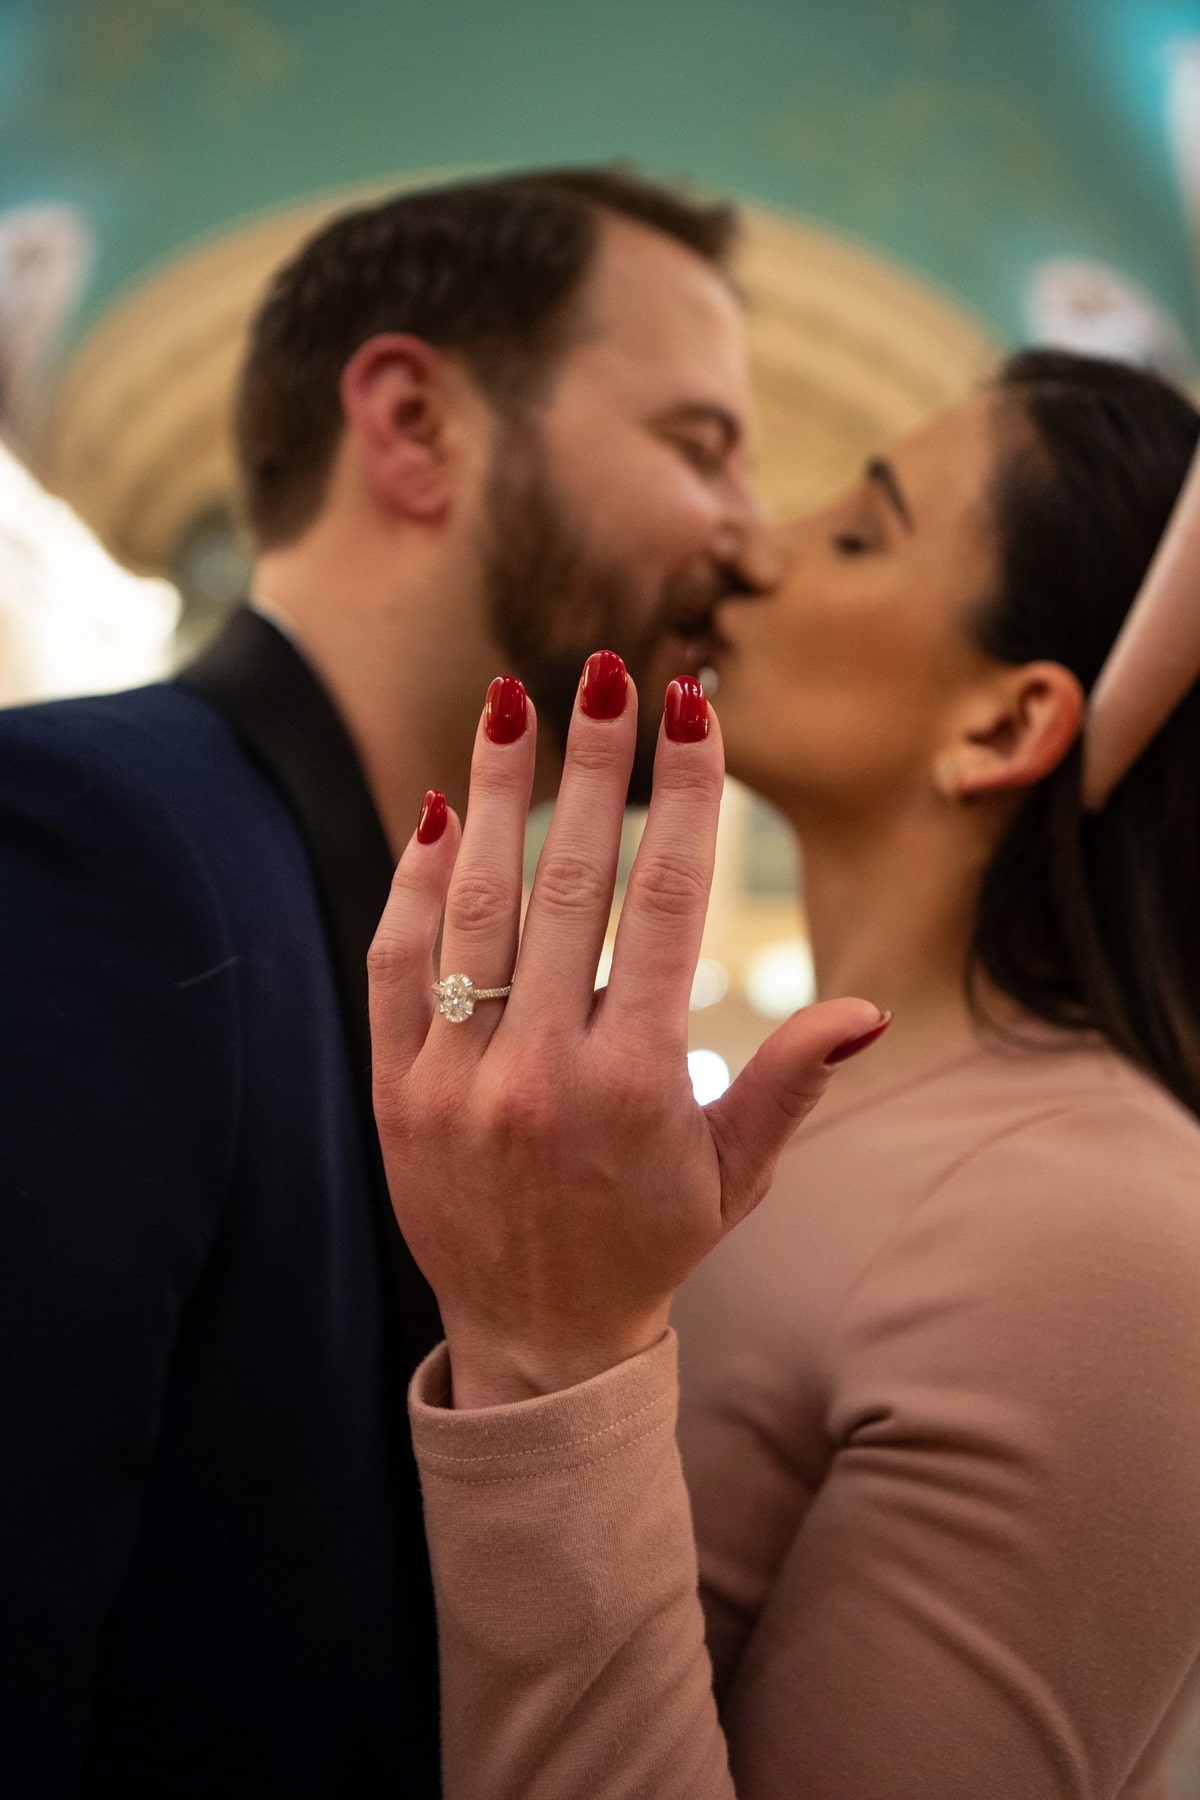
left=409, top=1330, right=679, bottom=1486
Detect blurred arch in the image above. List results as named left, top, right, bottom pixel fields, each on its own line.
left=38, top=181, right=999, bottom=587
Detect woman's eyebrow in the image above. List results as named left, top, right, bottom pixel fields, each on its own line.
left=866, top=456, right=914, bottom=531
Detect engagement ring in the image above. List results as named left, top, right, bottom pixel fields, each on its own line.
left=433, top=973, right=514, bottom=1023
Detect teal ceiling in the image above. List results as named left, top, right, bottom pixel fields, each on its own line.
left=3, top=0, right=1198, bottom=347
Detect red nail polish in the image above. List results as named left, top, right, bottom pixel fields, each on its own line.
left=579, top=650, right=628, bottom=720
left=485, top=675, right=527, bottom=745
left=825, top=1012, right=893, bottom=1067
left=417, top=789, right=448, bottom=845
left=664, top=676, right=708, bottom=744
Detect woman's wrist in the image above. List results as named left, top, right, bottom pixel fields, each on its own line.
left=443, top=1309, right=672, bottom=1410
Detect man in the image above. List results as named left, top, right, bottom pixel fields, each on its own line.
left=0, top=167, right=764, bottom=1795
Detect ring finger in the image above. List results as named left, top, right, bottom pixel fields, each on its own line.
left=435, top=674, right=537, bottom=1046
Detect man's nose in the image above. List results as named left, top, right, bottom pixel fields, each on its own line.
left=714, top=517, right=786, bottom=597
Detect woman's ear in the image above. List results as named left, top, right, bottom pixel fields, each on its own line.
left=339, top=333, right=455, bottom=523
left=933, top=661, right=1085, bottom=799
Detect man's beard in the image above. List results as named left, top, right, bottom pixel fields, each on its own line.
left=481, top=417, right=727, bottom=805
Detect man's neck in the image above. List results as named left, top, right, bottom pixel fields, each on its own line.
left=251, top=538, right=501, bottom=856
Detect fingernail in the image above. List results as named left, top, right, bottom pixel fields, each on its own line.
left=579, top=650, right=628, bottom=720
left=485, top=675, right=527, bottom=745
left=417, top=789, right=448, bottom=845
left=825, top=1011, right=893, bottom=1067
left=665, top=676, right=708, bottom=744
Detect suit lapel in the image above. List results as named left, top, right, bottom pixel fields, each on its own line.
left=177, top=605, right=443, bottom=1371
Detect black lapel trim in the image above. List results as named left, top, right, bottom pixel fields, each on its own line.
left=177, top=606, right=443, bottom=1372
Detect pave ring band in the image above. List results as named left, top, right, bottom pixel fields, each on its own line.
left=433, top=973, right=514, bottom=1023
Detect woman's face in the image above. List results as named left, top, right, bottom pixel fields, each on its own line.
left=715, top=395, right=1006, bottom=816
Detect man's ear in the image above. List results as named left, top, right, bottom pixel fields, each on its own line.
left=933, top=661, right=1085, bottom=799
left=339, top=334, right=455, bottom=523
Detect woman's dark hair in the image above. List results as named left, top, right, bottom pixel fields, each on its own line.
left=969, top=348, right=1200, bottom=1115
left=234, top=165, right=736, bottom=550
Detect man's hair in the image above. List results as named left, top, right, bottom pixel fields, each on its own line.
left=233, top=166, right=738, bottom=549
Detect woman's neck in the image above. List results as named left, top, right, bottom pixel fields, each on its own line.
left=784, top=793, right=1005, bottom=1099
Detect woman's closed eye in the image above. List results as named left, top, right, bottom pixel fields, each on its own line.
left=832, top=470, right=903, bottom=556
left=832, top=524, right=880, bottom=556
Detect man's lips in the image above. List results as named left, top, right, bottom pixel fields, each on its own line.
left=666, top=630, right=727, bottom=679
left=662, top=610, right=731, bottom=678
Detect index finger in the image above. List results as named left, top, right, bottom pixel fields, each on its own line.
left=602, top=677, right=725, bottom=1050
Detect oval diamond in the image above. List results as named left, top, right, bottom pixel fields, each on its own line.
left=436, top=973, right=476, bottom=1023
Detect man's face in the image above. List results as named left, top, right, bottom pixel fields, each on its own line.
left=482, top=216, right=763, bottom=801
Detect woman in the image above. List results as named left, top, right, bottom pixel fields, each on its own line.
left=369, top=351, right=1200, bottom=1799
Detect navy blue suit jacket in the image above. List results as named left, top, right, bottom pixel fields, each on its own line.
left=0, top=614, right=442, bottom=1795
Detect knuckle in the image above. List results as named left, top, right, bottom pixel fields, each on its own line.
left=626, top=851, right=710, bottom=922
left=482, top=1063, right=559, bottom=1143
left=446, top=869, right=512, bottom=936
left=566, top=737, right=623, bottom=781
left=599, top=1071, right=662, bottom=1131
left=387, top=856, right=431, bottom=901
left=772, top=1072, right=829, bottom=1123
left=658, top=753, right=724, bottom=805
left=468, top=755, right=519, bottom=800
left=753, top=1037, right=831, bottom=1122
left=367, top=925, right=423, bottom=983
left=534, top=852, right=612, bottom=916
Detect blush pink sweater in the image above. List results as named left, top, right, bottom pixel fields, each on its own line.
left=410, top=1038, right=1200, bottom=1799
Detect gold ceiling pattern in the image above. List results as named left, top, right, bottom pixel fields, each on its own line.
left=40, top=186, right=998, bottom=571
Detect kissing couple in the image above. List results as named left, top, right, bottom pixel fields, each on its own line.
left=4, top=167, right=1199, bottom=1798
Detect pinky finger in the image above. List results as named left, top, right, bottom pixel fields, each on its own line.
left=368, top=790, right=462, bottom=1090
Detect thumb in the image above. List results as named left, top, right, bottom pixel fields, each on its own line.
left=706, top=999, right=890, bottom=1229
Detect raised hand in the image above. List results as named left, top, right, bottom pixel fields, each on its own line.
left=369, top=654, right=885, bottom=1408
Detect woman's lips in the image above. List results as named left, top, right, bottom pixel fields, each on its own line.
left=667, top=625, right=731, bottom=680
